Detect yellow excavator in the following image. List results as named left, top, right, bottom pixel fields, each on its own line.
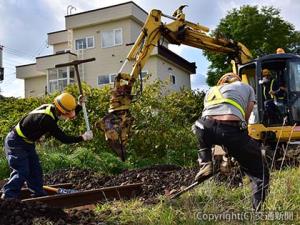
left=96, top=6, right=300, bottom=163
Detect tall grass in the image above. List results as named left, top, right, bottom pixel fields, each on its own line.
left=95, top=167, right=300, bottom=225
left=0, top=144, right=130, bottom=180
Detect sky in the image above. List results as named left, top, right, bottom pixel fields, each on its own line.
left=1, top=0, right=300, bottom=97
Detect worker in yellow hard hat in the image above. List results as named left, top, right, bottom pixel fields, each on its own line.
left=1, top=92, right=93, bottom=200
left=193, top=72, right=269, bottom=211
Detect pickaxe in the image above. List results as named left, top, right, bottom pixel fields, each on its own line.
left=56, top=58, right=95, bottom=131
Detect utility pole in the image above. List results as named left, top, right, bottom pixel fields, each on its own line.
left=0, top=45, right=3, bottom=81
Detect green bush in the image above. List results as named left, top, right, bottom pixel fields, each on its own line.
left=0, top=157, right=10, bottom=179
left=128, top=81, right=204, bottom=165
left=0, top=81, right=205, bottom=173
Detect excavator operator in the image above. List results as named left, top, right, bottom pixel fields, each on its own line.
left=1, top=92, right=93, bottom=200
left=192, top=73, right=269, bottom=211
left=261, top=68, right=285, bottom=124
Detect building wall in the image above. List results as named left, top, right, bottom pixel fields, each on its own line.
left=156, top=56, right=191, bottom=92
left=36, top=53, right=77, bottom=72
left=53, top=43, right=69, bottom=53
left=65, top=2, right=146, bottom=30
left=48, top=30, right=68, bottom=45
left=16, top=64, right=44, bottom=79
left=71, top=18, right=140, bottom=88
left=17, top=2, right=193, bottom=97
left=24, top=76, right=47, bottom=98
left=130, top=20, right=142, bottom=43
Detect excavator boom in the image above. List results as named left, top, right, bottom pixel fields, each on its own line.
left=96, top=6, right=252, bottom=161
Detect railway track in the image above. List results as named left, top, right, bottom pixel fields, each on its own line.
left=0, top=182, right=143, bottom=208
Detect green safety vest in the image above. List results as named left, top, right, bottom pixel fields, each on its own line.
left=263, top=79, right=275, bottom=100
left=263, top=79, right=284, bottom=101
left=15, top=104, right=55, bottom=144
left=204, top=85, right=245, bottom=118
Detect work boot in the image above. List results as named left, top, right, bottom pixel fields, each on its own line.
left=195, top=161, right=213, bottom=181
left=194, top=148, right=213, bottom=181
left=220, top=155, right=232, bottom=175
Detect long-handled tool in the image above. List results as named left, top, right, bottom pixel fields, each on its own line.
left=169, top=171, right=219, bottom=199
left=56, top=58, right=96, bottom=131
left=43, top=185, right=79, bottom=194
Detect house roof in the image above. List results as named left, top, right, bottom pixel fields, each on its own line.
left=47, top=29, right=67, bottom=35
left=65, top=1, right=148, bottom=18
left=158, top=45, right=196, bottom=74
left=16, top=63, right=36, bottom=68
left=35, top=51, right=76, bottom=59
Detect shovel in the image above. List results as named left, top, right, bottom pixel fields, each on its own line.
left=169, top=171, right=219, bottom=199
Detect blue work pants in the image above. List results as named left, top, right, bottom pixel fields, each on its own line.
left=2, top=131, right=46, bottom=199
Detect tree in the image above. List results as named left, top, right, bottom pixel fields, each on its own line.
left=204, top=5, right=300, bottom=86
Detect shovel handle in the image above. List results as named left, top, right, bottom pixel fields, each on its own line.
left=43, top=185, right=59, bottom=193
left=81, top=102, right=90, bottom=131
left=74, top=65, right=90, bottom=131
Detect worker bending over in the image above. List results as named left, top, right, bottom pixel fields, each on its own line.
left=1, top=92, right=93, bottom=199
left=192, top=73, right=269, bottom=211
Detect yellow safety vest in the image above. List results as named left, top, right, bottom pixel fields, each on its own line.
left=15, top=104, right=55, bottom=144
left=204, top=85, right=245, bottom=118
left=263, top=79, right=284, bottom=101
left=263, top=79, right=275, bottom=100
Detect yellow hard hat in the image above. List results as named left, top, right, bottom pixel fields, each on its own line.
left=54, top=92, right=76, bottom=114
left=276, top=48, right=285, bottom=54
left=262, top=69, right=271, bottom=77
left=217, top=72, right=241, bottom=85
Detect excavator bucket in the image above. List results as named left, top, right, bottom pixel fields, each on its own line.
left=96, top=110, right=133, bottom=161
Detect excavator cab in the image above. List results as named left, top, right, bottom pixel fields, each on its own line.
left=239, top=53, right=300, bottom=143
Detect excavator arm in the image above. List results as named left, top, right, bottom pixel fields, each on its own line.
left=96, top=6, right=252, bottom=161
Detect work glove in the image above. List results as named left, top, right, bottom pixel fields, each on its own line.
left=78, top=95, right=87, bottom=106
left=82, top=130, right=93, bottom=141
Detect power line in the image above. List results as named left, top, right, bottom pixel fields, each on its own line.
left=34, top=39, right=48, bottom=56
left=4, top=49, right=35, bottom=60
left=5, top=45, right=36, bottom=58
left=4, top=58, right=32, bottom=67
left=1, top=45, right=36, bottom=60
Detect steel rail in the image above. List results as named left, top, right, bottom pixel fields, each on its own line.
left=22, top=183, right=143, bottom=208
left=0, top=183, right=73, bottom=199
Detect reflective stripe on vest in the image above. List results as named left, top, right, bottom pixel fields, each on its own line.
left=204, top=86, right=246, bottom=118
left=29, top=104, right=55, bottom=119
left=15, top=104, right=55, bottom=143
left=263, top=79, right=275, bottom=100
left=15, top=123, right=33, bottom=144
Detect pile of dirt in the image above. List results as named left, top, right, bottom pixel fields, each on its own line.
left=0, top=199, right=106, bottom=225
left=45, top=165, right=199, bottom=202
left=0, top=165, right=243, bottom=224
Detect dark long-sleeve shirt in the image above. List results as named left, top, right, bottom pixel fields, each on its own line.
left=16, top=104, right=83, bottom=143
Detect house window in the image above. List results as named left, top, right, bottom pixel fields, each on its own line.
left=98, top=75, right=110, bottom=85
left=48, top=67, right=74, bottom=93
left=170, top=74, right=176, bottom=84
left=75, top=36, right=95, bottom=50
left=140, top=71, right=150, bottom=80
left=98, top=74, right=117, bottom=85
left=101, top=28, right=123, bottom=48
left=110, top=74, right=117, bottom=83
